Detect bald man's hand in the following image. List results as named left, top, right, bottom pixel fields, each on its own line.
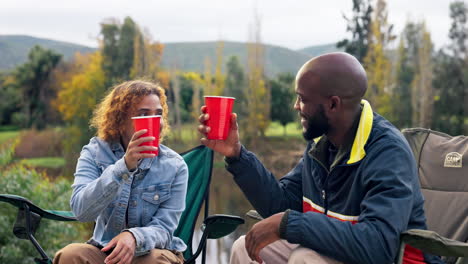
left=245, top=212, right=283, bottom=263
left=198, top=105, right=242, bottom=158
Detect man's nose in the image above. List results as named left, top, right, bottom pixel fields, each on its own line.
left=293, top=98, right=300, bottom=111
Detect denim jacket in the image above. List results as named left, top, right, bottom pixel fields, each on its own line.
left=70, top=137, right=188, bottom=256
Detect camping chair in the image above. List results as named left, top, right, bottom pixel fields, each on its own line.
left=396, top=128, right=468, bottom=264
left=0, top=145, right=244, bottom=264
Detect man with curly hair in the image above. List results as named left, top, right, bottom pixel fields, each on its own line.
left=54, top=80, right=188, bottom=264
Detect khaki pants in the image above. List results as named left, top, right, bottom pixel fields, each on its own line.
left=53, top=243, right=184, bottom=264
left=230, top=236, right=343, bottom=264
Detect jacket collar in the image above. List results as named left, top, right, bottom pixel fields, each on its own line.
left=347, top=99, right=373, bottom=164
left=309, top=99, right=373, bottom=168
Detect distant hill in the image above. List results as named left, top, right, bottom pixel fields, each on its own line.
left=298, top=43, right=343, bottom=57
left=0, top=35, right=95, bottom=71
left=161, top=41, right=313, bottom=77
left=0, top=35, right=342, bottom=77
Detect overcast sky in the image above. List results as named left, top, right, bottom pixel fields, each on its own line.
left=0, top=0, right=457, bottom=50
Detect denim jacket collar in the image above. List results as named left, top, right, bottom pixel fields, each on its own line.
left=95, top=138, right=164, bottom=171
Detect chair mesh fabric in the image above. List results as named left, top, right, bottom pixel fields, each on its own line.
left=174, top=146, right=213, bottom=260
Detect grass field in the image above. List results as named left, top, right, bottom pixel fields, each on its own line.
left=0, top=131, right=19, bottom=145
left=20, top=157, right=66, bottom=169
left=265, top=122, right=302, bottom=138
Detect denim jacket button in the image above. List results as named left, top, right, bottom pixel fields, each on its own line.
left=153, top=194, right=159, bottom=201
left=122, top=173, right=129, bottom=180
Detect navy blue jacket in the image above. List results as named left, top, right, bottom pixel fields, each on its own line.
left=226, top=101, right=442, bottom=264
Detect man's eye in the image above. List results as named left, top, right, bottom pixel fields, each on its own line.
left=139, top=113, right=147, bottom=116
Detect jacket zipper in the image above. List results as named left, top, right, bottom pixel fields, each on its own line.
left=311, top=156, right=330, bottom=214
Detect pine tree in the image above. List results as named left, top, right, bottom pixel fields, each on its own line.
left=337, top=0, right=373, bottom=62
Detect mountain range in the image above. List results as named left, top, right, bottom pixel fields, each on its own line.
left=0, top=35, right=341, bottom=77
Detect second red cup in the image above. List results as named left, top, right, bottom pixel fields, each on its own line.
left=204, top=96, right=235, bottom=140
left=131, top=115, right=161, bottom=155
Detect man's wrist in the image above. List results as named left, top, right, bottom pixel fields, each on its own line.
left=225, top=145, right=243, bottom=163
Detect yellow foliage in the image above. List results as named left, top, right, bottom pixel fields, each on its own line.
left=55, top=52, right=106, bottom=122
left=156, top=71, right=171, bottom=90
left=363, top=0, right=393, bottom=117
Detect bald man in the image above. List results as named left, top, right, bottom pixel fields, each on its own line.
left=198, top=52, right=442, bottom=264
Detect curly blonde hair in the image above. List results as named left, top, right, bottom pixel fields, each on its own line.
left=91, top=80, right=170, bottom=143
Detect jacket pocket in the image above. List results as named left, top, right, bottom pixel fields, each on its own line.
left=141, top=183, right=171, bottom=223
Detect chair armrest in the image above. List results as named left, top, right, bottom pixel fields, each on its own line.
left=401, top=229, right=468, bottom=257
left=202, top=214, right=245, bottom=239
left=246, top=210, right=263, bottom=221
left=0, top=194, right=76, bottom=221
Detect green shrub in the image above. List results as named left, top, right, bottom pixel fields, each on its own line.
left=20, top=157, right=66, bottom=169
left=0, top=136, right=19, bottom=166
left=0, top=166, right=86, bottom=263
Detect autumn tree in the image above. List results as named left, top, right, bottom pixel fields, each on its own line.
left=363, top=0, right=395, bottom=118
left=213, top=41, right=225, bottom=96
left=337, top=0, right=373, bottom=62
left=225, top=56, right=246, bottom=119
left=245, top=11, right=270, bottom=140
left=203, top=57, right=214, bottom=95
left=55, top=52, right=106, bottom=172
left=130, top=28, right=164, bottom=80
left=411, top=23, right=434, bottom=128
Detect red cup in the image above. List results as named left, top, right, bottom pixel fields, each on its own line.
left=204, top=96, right=235, bottom=140
left=131, top=115, right=161, bottom=155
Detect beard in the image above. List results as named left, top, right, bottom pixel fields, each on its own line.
left=302, top=104, right=330, bottom=141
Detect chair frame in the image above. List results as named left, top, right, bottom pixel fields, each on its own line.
left=0, top=145, right=244, bottom=264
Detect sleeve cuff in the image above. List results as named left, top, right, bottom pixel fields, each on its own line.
left=123, top=228, right=147, bottom=256
left=224, top=146, right=244, bottom=165
left=113, top=158, right=131, bottom=182
left=282, top=210, right=304, bottom=244
left=279, top=209, right=291, bottom=239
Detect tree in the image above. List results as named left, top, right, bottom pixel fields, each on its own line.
left=11, top=45, right=62, bottom=129
left=337, top=0, right=373, bottom=62
left=225, top=56, right=246, bottom=119
left=100, top=20, right=120, bottom=84
left=245, top=10, right=270, bottom=140
left=203, top=57, right=214, bottom=95
left=101, top=17, right=160, bottom=85
left=130, top=28, right=164, bottom=80
left=55, top=51, right=106, bottom=172
left=270, top=73, right=296, bottom=135
left=448, top=1, right=468, bottom=134
left=0, top=74, right=21, bottom=126
left=116, top=17, right=137, bottom=80
left=433, top=1, right=467, bottom=135
left=363, top=0, right=395, bottom=118
left=412, top=24, right=434, bottom=128
left=392, top=38, right=414, bottom=129
left=184, top=72, right=204, bottom=122
left=213, top=41, right=225, bottom=96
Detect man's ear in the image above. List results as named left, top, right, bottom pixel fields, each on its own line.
left=329, top=96, right=341, bottom=112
